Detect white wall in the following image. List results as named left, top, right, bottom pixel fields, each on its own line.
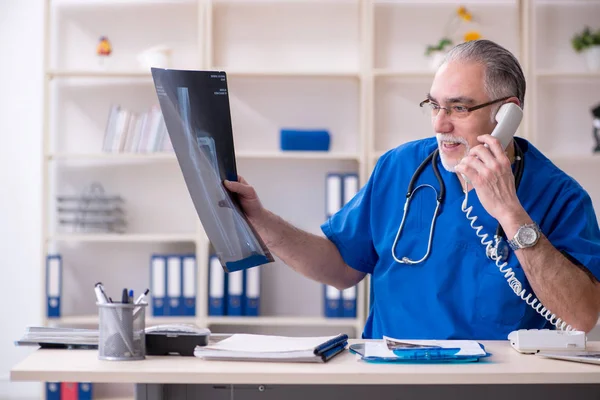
left=0, top=0, right=44, bottom=398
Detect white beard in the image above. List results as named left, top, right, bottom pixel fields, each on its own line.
left=436, top=134, right=470, bottom=173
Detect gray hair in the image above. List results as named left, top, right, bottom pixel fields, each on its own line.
left=444, top=39, right=526, bottom=116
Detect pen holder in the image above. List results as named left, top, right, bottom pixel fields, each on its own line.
left=97, top=302, right=147, bottom=361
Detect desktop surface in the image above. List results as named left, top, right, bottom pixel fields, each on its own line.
left=10, top=341, right=600, bottom=386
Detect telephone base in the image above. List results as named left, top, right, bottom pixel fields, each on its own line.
left=508, top=329, right=586, bottom=354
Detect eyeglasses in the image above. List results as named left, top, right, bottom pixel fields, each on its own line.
left=419, top=96, right=511, bottom=120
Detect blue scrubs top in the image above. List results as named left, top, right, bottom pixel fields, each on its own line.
left=321, top=137, right=600, bottom=340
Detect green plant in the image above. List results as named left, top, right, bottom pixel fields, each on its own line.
left=571, top=26, right=600, bottom=53
left=425, top=38, right=453, bottom=56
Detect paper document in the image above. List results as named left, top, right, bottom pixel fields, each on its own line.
left=194, top=333, right=348, bottom=363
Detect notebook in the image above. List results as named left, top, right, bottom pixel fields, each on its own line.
left=193, top=333, right=348, bottom=363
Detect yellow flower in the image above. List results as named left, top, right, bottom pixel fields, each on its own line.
left=464, top=31, right=481, bottom=42
left=457, top=6, right=472, bottom=22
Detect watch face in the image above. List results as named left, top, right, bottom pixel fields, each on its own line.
left=519, top=227, right=538, bottom=246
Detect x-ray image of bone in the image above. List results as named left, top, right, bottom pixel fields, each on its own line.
left=176, top=86, right=264, bottom=266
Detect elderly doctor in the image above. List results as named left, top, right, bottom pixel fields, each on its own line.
left=224, top=39, right=600, bottom=340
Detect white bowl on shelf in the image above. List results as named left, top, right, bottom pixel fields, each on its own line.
left=137, top=46, right=172, bottom=70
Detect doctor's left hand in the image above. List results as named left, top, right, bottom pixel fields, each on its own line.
left=454, top=135, right=524, bottom=222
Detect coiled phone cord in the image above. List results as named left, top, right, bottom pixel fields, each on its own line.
left=460, top=185, right=573, bottom=332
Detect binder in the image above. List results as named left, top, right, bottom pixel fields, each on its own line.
left=325, top=173, right=342, bottom=218
left=167, top=255, right=183, bottom=316
left=45, top=382, right=60, bottom=400
left=227, top=270, right=244, bottom=316
left=61, top=382, right=78, bottom=400
left=342, top=285, right=357, bottom=318
left=343, top=173, right=359, bottom=205
left=46, top=255, right=61, bottom=318
left=78, top=382, right=93, bottom=400
left=150, top=255, right=167, bottom=316
left=244, top=267, right=260, bottom=316
left=181, top=254, right=196, bottom=316
left=323, top=284, right=342, bottom=318
left=208, top=254, right=225, bottom=316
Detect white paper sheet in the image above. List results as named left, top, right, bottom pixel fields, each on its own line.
left=202, top=334, right=339, bottom=353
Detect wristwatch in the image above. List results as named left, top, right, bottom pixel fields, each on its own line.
left=507, top=223, right=542, bottom=251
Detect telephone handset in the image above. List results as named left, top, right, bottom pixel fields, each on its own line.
left=461, top=102, right=582, bottom=339
left=490, top=102, right=522, bottom=150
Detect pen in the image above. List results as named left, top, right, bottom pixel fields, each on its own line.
left=94, top=282, right=109, bottom=304
left=128, top=289, right=134, bottom=303
left=122, top=288, right=129, bottom=304
left=134, top=289, right=150, bottom=305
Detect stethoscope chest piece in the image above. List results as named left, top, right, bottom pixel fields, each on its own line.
left=486, top=237, right=509, bottom=262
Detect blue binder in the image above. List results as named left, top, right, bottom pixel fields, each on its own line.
left=323, top=284, right=342, bottom=318
left=78, top=382, right=93, bottom=400
left=181, top=254, right=196, bottom=316
left=45, top=382, right=60, bottom=400
left=208, top=254, right=225, bottom=316
left=150, top=254, right=167, bottom=316
left=342, top=285, right=357, bottom=318
left=46, top=255, right=62, bottom=318
left=244, top=267, right=260, bottom=316
left=227, top=270, right=244, bottom=316
left=166, top=255, right=183, bottom=316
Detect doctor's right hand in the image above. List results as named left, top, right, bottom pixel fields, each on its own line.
left=223, top=176, right=265, bottom=222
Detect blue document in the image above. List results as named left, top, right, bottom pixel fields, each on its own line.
left=349, top=337, right=491, bottom=363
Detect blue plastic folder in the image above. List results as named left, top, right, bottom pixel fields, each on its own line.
left=349, top=338, right=491, bottom=363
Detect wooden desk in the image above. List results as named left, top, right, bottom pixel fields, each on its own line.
left=11, top=341, right=600, bottom=400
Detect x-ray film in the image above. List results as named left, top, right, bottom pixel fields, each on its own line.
left=151, top=68, right=273, bottom=273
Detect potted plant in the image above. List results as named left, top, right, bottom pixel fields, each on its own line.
left=424, top=7, right=482, bottom=71
left=571, top=26, right=600, bottom=71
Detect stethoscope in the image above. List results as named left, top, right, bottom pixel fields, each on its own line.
left=391, top=141, right=524, bottom=265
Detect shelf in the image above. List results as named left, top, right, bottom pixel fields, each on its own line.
left=374, top=0, right=517, bottom=5
left=46, top=69, right=361, bottom=79
left=54, top=0, right=195, bottom=7
left=47, top=70, right=153, bottom=79
left=374, top=70, right=435, bottom=79
left=536, top=71, right=600, bottom=79
left=52, top=315, right=197, bottom=326
left=207, top=316, right=360, bottom=327
left=237, top=151, right=361, bottom=161
left=220, top=69, right=360, bottom=79
left=48, top=151, right=361, bottom=162
left=48, top=153, right=176, bottom=162
left=47, top=233, right=198, bottom=243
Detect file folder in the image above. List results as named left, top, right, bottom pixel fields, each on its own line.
left=151, top=255, right=167, bottom=316
left=343, top=173, right=359, bottom=205
left=245, top=267, right=260, bottom=316
left=323, top=284, right=342, bottom=318
left=181, top=254, right=196, bottom=316
left=227, top=270, right=244, bottom=316
left=342, top=285, right=357, bottom=318
left=167, top=255, right=183, bottom=316
left=78, top=382, right=93, bottom=400
left=325, top=173, right=342, bottom=218
left=208, top=254, right=225, bottom=316
left=46, top=255, right=61, bottom=318
left=61, top=382, right=77, bottom=400
left=45, top=382, right=60, bottom=400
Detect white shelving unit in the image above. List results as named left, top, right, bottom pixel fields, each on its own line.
left=40, top=0, right=599, bottom=398
left=526, top=0, right=600, bottom=216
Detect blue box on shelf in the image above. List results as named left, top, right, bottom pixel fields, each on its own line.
left=280, top=129, right=330, bottom=152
